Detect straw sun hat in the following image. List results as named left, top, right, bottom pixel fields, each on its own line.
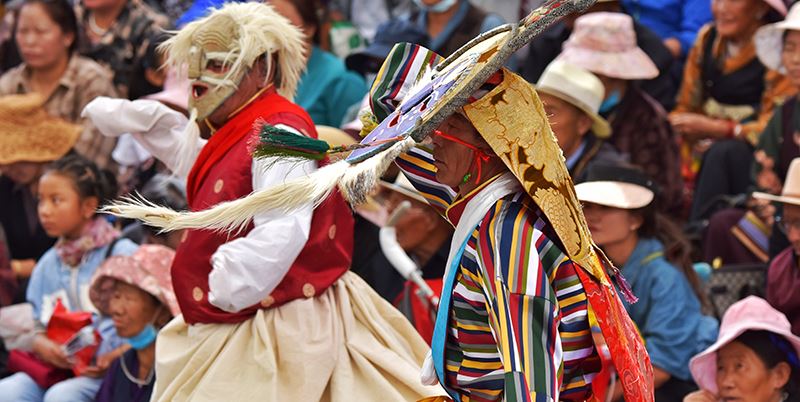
left=536, top=60, right=612, bottom=138
left=753, top=157, right=800, bottom=206
left=575, top=163, right=658, bottom=209
left=0, top=93, right=82, bottom=165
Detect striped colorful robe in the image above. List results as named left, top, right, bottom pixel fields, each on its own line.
left=398, top=147, right=601, bottom=402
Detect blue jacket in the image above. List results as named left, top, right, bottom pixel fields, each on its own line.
left=619, top=237, right=718, bottom=381
left=295, top=46, right=368, bottom=127
left=26, top=238, right=139, bottom=355
left=622, top=0, right=712, bottom=57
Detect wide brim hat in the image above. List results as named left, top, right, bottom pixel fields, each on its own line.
left=0, top=93, right=81, bottom=164
left=575, top=163, right=657, bottom=209
left=342, top=26, right=606, bottom=277
left=90, top=244, right=180, bottom=317
left=557, top=12, right=658, bottom=80
left=690, top=296, right=800, bottom=393
left=756, top=2, right=800, bottom=73
left=753, top=157, right=800, bottom=205
left=380, top=173, right=428, bottom=204
left=536, top=60, right=611, bottom=138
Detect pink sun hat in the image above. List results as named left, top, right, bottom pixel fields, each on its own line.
left=90, top=244, right=180, bottom=317
left=557, top=12, right=658, bottom=81
left=689, top=296, right=800, bottom=393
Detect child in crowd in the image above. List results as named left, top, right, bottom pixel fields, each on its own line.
left=0, top=153, right=138, bottom=402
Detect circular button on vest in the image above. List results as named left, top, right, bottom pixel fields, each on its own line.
left=328, top=224, right=336, bottom=240
left=192, top=287, right=204, bottom=302
left=260, top=295, right=275, bottom=308
left=302, top=283, right=316, bottom=298
left=213, top=179, right=224, bottom=193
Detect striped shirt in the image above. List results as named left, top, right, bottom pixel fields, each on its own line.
left=398, top=146, right=600, bottom=402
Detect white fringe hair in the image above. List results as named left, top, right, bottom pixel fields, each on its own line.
left=159, top=2, right=307, bottom=100
left=102, top=137, right=417, bottom=233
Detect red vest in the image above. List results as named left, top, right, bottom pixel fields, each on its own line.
left=172, top=92, right=354, bottom=324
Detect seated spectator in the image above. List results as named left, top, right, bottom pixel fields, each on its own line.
left=704, top=5, right=800, bottom=266
left=521, top=0, right=676, bottom=109
left=0, top=94, right=81, bottom=306
left=119, top=174, right=187, bottom=249
left=75, top=0, right=169, bottom=100
left=534, top=59, right=621, bottom=181
left=558, top=12, right=684, bottom=214
left=753, top=3, right=800, bottom=201
left=351, top=173, right=451, bottom=303
left=577, top=163, right=719, bottom=400
left=686, top=296, right=799, bottom=402
left=406, top=0, right=505, bottom=58
left=0, top=0, right=119, bottom=169
left=0, top=153, right=138, bottom=402
left=90, top=244, right=178, bottom=402
left=621, top=0, right=712, bottom=60
left=268, top=0, right=368, bottom=127
left=753, top=158, right=800, bottom=335
left=669, top=0, right=793, bottom=222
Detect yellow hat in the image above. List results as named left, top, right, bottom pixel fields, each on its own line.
left=0, top=93, right=81, bottom=164
left=463, top=69, right=603, bottom=276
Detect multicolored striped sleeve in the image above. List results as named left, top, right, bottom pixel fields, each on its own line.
left=396, top=145, right=457, bottom=215
left=474, top=196, right=561, bottom=402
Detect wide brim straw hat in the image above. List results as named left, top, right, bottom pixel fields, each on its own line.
left=380, top=173, right=428, bottom=204
left=574, top=163, right=657, bottom=209
left=753, top=157, right=800, bottom=206
left=557, top=12, right=658, bottom=81
left=0, top=93, right=81, bottom=164
left=536, top=60, right=611, bottom=138
left=90, top=244, right=180, bottom=317
left=756, top=2, right=800, bottom=73
left=690, top=296, right=800, bottom=393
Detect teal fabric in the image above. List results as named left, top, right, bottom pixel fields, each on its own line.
left=295, top=46, right=368, bottom=127
left=619, top=238, right=719, bottom=381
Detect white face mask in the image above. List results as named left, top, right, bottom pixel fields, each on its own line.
left=413, top=0, right=458, bottom=13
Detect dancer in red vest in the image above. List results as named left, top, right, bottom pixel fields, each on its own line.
left=83, top=3, right=443, bottom=401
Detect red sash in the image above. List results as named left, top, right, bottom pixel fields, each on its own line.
left=186, top=88, right=301, bottom=204
left=576, top=266, right=655, bottom=401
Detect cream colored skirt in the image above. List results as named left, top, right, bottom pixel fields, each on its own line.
left=151, top=272, right=445, bottom=401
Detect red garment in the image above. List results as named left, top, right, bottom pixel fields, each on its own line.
left=767, top=247, right=800, bottom=335
left=173, top=90, right=354, bottom=324
left=577, top=266, right=655, bottom=401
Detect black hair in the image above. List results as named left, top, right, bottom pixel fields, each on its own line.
left=46, top=153, right=118, bottom=207
left=635, top=203, right=708, bottom=308
left=736, top=330, right=800, bottom=401
left=283, top=0, right=322, bottom=45
left=18, top=0, right=79, bottom=54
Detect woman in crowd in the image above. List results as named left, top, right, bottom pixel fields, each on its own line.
left=557, top=12, right=684, bottom=213
left=268, top=0, right=368, bottom=127
left=753, top=2, right=800, bottom=204
left=74, top=0, right=168, bottom=100
left=669, top=0, right=793, bottom=221
left=0, top=153, right=138, bottom=402
left=0, top=94, right=80, bottom=307
left=91, top=244, right=178, bottom=402
left=578, top=163, right=718, bottom=400
left=686, top=296, right=799, bottom=402
left=0, top=0, right=119, bottom=169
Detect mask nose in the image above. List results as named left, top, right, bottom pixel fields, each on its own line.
left=188, top=46, right=202, bottom=80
